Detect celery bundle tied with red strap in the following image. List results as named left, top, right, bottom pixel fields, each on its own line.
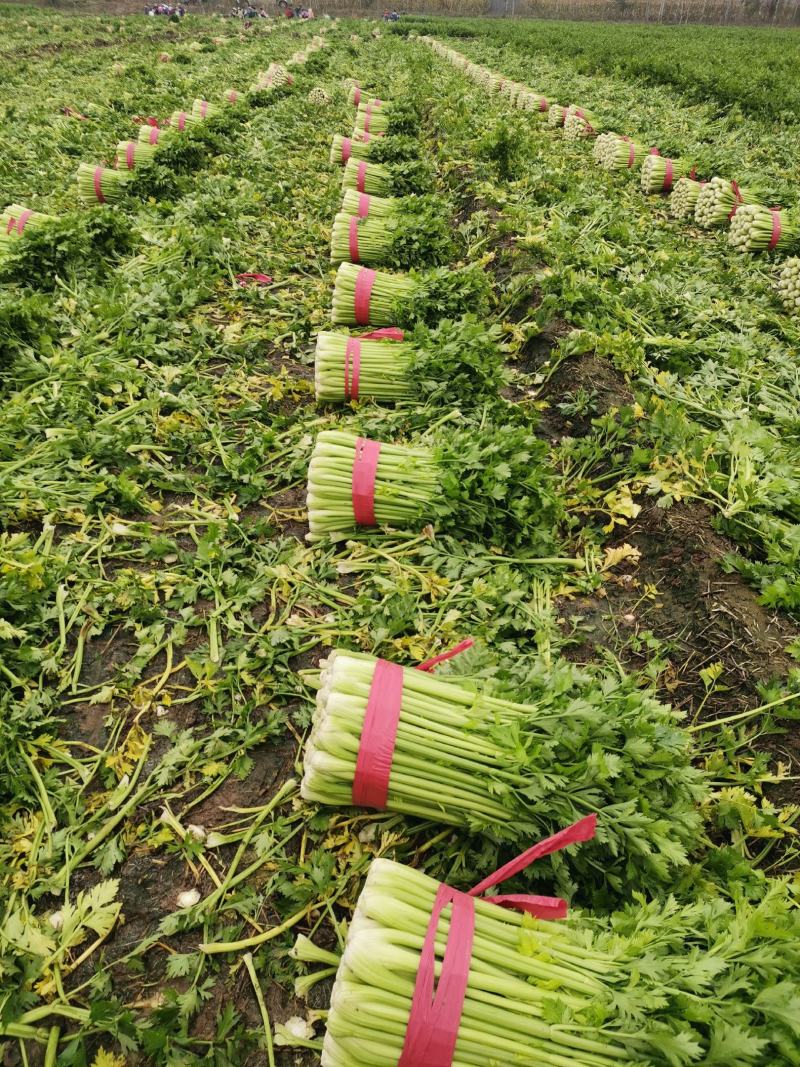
left=694, top=176, right=758, bottom=227
left=729, top=204, right=798, bottom=253
left=641, top=153, right=690, bottom=194
left=315, top=857, right=800, bottom=1067
left=306, top=423, right=560, bottom=551
left=314, top=317, right=506, bottom=404
left=341, top=157, right=434, bottom=197
left=76, top=164, right=130, bottom=204
left=302, top=648, right=705, bottom=900
left=330, top=198, right=454, bottom=268
left=670, top=175, right=706, bottom=218
left=115, top=140, right=158, bottom=171
left=0, top=205, right=56, bottom=253
left=331, top=262, right=490, bottom=328
left=777, top=257, right=800, bottom=310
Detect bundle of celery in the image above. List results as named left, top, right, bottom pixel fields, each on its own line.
left=137, top=124, right=170, bottom=147
left=0, top=205, right=55, bottom=253
left=330, top=133, right=376, bottom=166
left=670, top=175, right=705, bottom=218
left=306, top=423, right=560, bottom=551
left=302, top=649, right=705, bottom=898
left=314, top=317, right=506, bottom=404
left=517, top=89, right=549, bottom=113
left=596, top=135, right=644, bottom=171
left=192, top=98, right=220, bottom=121
left=694, top=176, right=757, bottom=227
left=115, top=140, right=158, bottom=171
left=320, top=861, right=800, bottom=1067
left=563, top=111, right=597, bottom=140
left=348, top=85, right=381, bottom=107
left=331, top=262, right=490, bottom=328
left=76, top=164, right=129, bottom=204
left=777, top=257, right=800, bottom=310
left=340, top=189, right=397, bottom=218
left=729, top=204, right=798, bottom=253
left=546, top=103, right=567, bottom=128
left=330, top=199, right=453, bottom=268
left=354, top=100, right=420, bottom=137
left=640, top=153, right=690, bottom=194
left=341, top=158, right=433, bottom=197
left=169, top=109, right=204, bottom=133
left=222, top=88, right=241, bottom=105
left=591, top=131, right=619, bottom=164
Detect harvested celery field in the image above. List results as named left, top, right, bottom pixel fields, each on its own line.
left=2, top=7, right=800, bottom=1066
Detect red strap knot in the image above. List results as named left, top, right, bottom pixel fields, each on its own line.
left=15, top=209, right=33, bottom=235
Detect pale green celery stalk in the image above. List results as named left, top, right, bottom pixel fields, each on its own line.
left=314, top=331, right=415, bottom=403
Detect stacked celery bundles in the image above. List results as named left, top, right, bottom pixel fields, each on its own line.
left=331, top=263, right=490, bottom=328
left=694, top=176, right=757, bottom=227
left=341, top=157, right=434, bottom=197
left=314, top=318, right=506, bottom=404
left=729, top=204, right=798, bottom=253
left=302, top=649, right=705, bottom=899
left=777, top=257, right=800, bottom=310
left=330, top=198, right=453, bottom=268
left=319, top=860, right=800, bottom=1067
left=640, top=153, right=690, bottom=194
left=670, top=175, right=705, bottom=218
left=77, top=164, right=129, bottom=204
left=306, top=423, right=560, bottom=551
left=0, top=205, right=55, bottom=252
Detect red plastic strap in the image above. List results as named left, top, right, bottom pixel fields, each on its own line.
left=345, top=337, right=361, bottom=400
left=126, top=142, right=135, bottom=170
left=661, top=159, right=673, bottom=190
left=5, top=217, right=14, bottom=235
left=199, top=100, right=208, bottom=117
left=361, top=131, right=371, bottom=144
left=398, top=815, right=598, bottom=1067
left=469, top=814, right=597, bottom=902
left=351, top=436, right=381, bottom=525
left=729, top=180, right=743, bottom=219
left=177, top=112, right=187, bottom=131
left=15, top=209, right=33, bottom=235
left=769, top=209, right=782, bottom=250
left=349, top=216, right=360, bottom=262
left=627, top=142, right=635, bottom=167
left=689, top=166, right=697, bottom=180
left=574, top=107, right=584, bottom=118
left=539, top=97, right=547, bottom=112
left=649, top=146, right=660, bottom=156
left=358, top=193, right=370, bottom=217
left=353, top=86, right=361, bottom=106
left=93, top=166, right=105, bottom=204
left=146, top=116, right=159, bottom=126
left=235, top=272, right=273, bottom=286
left=228, top=91, right=238, bottom=103
left=397, top=885, right=475, bottom=1067
left=361, top=327, right=404, bottom=340
left=363, top=110, right=371, bottom=133
left=149, top=127, right=160, bottom=145
left=356, top=161, right=368, bottom=192
left=342, top=137, right=352, bottom=163
left=416, top=638, right=474, bottom=673
left=353, top=267, right=376, bottom=325
left=352, top=658, right=403, bottom=807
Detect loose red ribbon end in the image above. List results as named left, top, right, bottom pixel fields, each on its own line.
left=361, top=327, right=405, bottom=341
left=416, top=638, right=474, bottom=673
left=235, top=272, right=273, bottom=286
